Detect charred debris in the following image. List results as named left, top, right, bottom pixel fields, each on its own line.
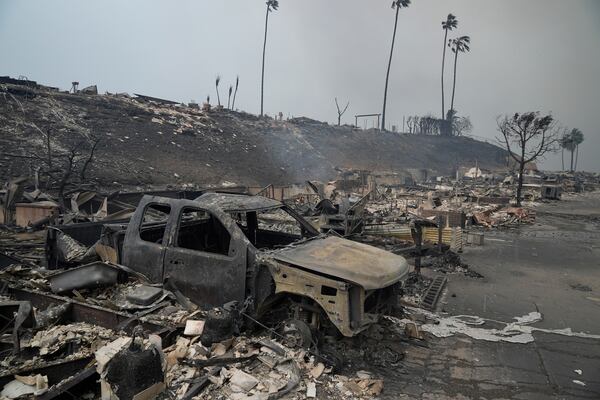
left=0, top=168, right=598, bottom=399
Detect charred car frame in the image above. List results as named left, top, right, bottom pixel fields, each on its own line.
left=92, top=193, right=409, bottom=337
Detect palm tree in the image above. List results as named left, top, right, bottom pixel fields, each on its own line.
left=570, top=128, right=584, bottom=171
left=441, top=14, right=458, bottom=120
left=381, top=0, right=411, bottom=131
left=448, top=35, right=470, bottom=116
left=561, top=137, right=565, bottom=170
left=560, top=129, right=584, bottom=172
left=261, top=0, right=279, bottom=117
left=232, top=76, right=239, bottom=110
left=215, top=75, right=221, bottom=106
left=560, top=132, right=574, bottom=171
left=228, top=85, right=233, bottom=109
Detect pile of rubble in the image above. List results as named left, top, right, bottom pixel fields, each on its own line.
left=0, top=261, right=394, bottom=399
left=0, top=166, right=595, bottom=399
left=0, top=182, right=410, bottom=399
left=421, top=251, right=483, bottom=278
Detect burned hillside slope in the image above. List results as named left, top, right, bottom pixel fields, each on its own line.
left=0, top=83, right=507, bottom=187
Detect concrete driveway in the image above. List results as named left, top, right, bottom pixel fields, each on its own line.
left=382, top=192, right=600, bottom=399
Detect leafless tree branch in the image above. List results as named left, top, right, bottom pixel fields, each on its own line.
left=335, top=98, right=350, bottom=126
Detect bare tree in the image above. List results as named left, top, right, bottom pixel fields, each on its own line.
left=334, top=98, right=350, bottom=126
left=215, top=75, right=221, bottom=106
left=57, top=146, right=79, bottom=209
left=227, top=85, right=233, bottom=109
left=80, top=137, right=101, bottom=180
left=406, top=116, right=414, bottom=133
left=496, top=112, right=559, bottom=206
left=45, top=128, right=53, bottom=171
left=231, top=76, right=239, bottom=110
left=452, top=115, right=473, bottom=136
left=407, top=115, right=420, bottom=134
left=419, top=115, right=439, bottom=135
left=15, top=125, right=101, bottom=207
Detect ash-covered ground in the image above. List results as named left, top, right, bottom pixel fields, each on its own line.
left=0, top=84, right=507, bottom=188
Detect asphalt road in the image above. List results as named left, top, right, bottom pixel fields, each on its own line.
left=382, top=192, right=600, bottom=399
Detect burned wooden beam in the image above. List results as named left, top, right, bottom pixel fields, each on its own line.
left=0, top=356, right=93, bottom=389
left=7, top=287, right=172, bottom=335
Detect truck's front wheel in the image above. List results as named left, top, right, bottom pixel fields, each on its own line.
left=281, top=319, right=313, bottom=349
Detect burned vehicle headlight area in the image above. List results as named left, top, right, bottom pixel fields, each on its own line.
left=52, top=192, right=409, bottom=338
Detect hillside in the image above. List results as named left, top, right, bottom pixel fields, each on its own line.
left=0, top=81, right=507, bottom=188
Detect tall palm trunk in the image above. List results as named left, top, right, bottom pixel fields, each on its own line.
left=381, top=5, right=400, bottom=131
left=575, top=145, right=579, bottom=171
left=441, top=28, right=449, bottom=119
left=570, top=149, right=574, bottom=172
left=450, top=48, right=459, bottom=113
left=561, top=147, right=564, bottom=170
left=260, top=5, right=270, bottom=117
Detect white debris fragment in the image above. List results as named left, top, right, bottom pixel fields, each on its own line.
left=574, top=369, right=583, bottom=375
left=229, top=369, right=259, bottom=392
left=573, top=380, right=586, bottom=386
left=183, top=319, right=205, bottom=336
left=396, top=308, right=600, bottom=344
left=0, top=374, right=48, bottom=398
left=513, top=312, right=542, bottom=324
left=356, top=370, right=372, bottom=379
left=310, top=363, right=325, bottom=379
left=306, top=381, right=317, bottom=398
left=1, top=379, right=37, bottom=398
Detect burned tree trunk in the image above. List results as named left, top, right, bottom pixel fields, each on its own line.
left=335, top=98, right=349, bottom=126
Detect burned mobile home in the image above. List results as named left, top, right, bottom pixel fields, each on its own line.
left=75, top=192, right=409, bottom=338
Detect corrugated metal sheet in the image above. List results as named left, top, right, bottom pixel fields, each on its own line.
left=423, top=227, right=463, bottom=251
left=420, top=209, right=466, bottom=228
left=363, top=224, right=463, bottom=251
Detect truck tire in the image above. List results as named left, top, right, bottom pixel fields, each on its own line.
left=281, top=319, right=313, bottom=349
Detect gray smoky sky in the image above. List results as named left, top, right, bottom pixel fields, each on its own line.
left=1, top=0, right=599, bottom=171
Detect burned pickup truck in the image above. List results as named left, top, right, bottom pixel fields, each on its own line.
left=84, top=193, right=409, bottom=337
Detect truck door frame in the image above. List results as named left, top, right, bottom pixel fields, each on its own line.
left=122, top=196, right=178, bottom=283
left=162, top=200, right=248, bottom=308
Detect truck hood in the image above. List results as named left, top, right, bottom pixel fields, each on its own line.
left=270, top=236, right=409, bottom=290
